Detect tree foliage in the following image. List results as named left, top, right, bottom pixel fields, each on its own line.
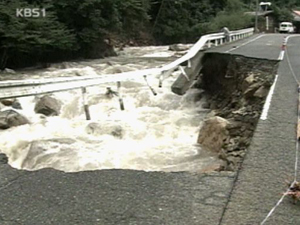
left=0, top=0, right=298, bottom=69
left=0, top=0, right=76, bottom=68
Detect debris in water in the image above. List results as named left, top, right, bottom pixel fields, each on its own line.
left=105, top=87, right=118, bottom=99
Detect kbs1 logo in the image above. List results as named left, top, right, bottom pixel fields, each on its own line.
left=16, top=8, right=46, bottom=18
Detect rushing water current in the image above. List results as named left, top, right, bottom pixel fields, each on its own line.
left=0, top=46, right=221, bottom=172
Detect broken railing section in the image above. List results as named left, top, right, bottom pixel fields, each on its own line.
left=169, top=28, right=254, bottom=96
left=171, top=51, right=204, bottom=95
left=158, top=74, right=163, bottom=88
left=143, top=75, right=157, bottom=96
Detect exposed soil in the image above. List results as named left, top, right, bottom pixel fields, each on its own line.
left=198, top=52, right=279, bottom=171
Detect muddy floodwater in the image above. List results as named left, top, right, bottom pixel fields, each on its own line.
left=0, top=46, right=222, bottom=172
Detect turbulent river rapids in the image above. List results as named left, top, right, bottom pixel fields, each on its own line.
left=0, top=46, right=222, bottom=172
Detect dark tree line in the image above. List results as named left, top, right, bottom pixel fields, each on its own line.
left=0, top=0, right=297, bottom=69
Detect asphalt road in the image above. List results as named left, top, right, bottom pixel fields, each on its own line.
left=208, top=33, right=285, bottom=60
left=0, top=162, right=235, bottom=225
left=218, top=34, right=300, bottom=224
left=1, top=33, right=298, bottom=225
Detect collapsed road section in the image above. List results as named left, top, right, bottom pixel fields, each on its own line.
left=172, top=51, right=279, bottom=171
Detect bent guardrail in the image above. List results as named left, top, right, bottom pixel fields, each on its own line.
left=0, top=27, right=254, bottom=99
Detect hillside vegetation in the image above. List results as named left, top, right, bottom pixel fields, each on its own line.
left=0, top=0, right=298, bottom=69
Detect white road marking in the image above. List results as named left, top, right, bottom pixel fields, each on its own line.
left=277, top=50, right=285, bottom=60
left=260, top=74, right=279, bottom=120
left=278, top=34, right=300, bottom=60
left=225, top=35, right=265, bottom=53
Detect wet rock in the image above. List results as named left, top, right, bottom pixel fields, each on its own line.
left=103, top=65, right=135, bottom=74
left=86, top=122, right=124, bottom=138
left=1, top=99, right=23, bottom=110
left=3, top=68, right=16, bottom=74
left=1, top=99, right=15, bottom=106
left=106, top=61, right=117, bottom=66
left=197, top=116, right=230, bottom=154
left=34, top=96, right=61, bottom=116
left=169, top=44, right=190, bottom=51
left=12, top=101, right=22, bottom=110
left=254, top=86, right=269, bottom=98
left=0, top=110, right=30, bottom=129
left=0, top=153, right=8, bottom=164
left=59, top=62, right=67, bottom=69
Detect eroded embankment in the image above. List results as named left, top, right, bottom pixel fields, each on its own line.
left=197, top=52, right=279, bottom=171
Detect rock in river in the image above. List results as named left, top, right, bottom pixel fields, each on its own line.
left=34, top=95, right=61, bottom=116
left=0, top=153, right=8, bottom=164
left=197, top=116, right=230, bottom=154
left=0, top=110, right=30, bottom=129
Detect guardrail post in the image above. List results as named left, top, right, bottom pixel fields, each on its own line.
left=143, top=75, right=157, bottom=96
left=187, top=60, right=191, bottom=68
left=81, top=87, right=91, bottom=120
left=215, top=39, right=218, bottom=46
left=158, top=74, right=163, bottom=88
left=117, top=81, right=125, bottom=110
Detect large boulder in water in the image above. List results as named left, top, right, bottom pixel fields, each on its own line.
left=34, top=95, right=61, bottom=116
left=197, top=116, right=230, bottom=154
left=0, top=110, right=30, bottom=129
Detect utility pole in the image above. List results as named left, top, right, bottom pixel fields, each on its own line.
left=255, top=0, right=259, bottom=33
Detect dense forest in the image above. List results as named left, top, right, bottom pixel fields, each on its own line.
left=0, top=0, right=299, bottom=69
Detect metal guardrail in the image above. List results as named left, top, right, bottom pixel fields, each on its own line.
left=0, top=28, right=254, bottom=100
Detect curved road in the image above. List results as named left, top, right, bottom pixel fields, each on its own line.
left=219, top=34, right=300, bottom=225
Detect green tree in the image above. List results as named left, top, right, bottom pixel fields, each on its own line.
left=152, top=0, right=224, bottom=44
left=0, top=0, right=76, bottom=69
